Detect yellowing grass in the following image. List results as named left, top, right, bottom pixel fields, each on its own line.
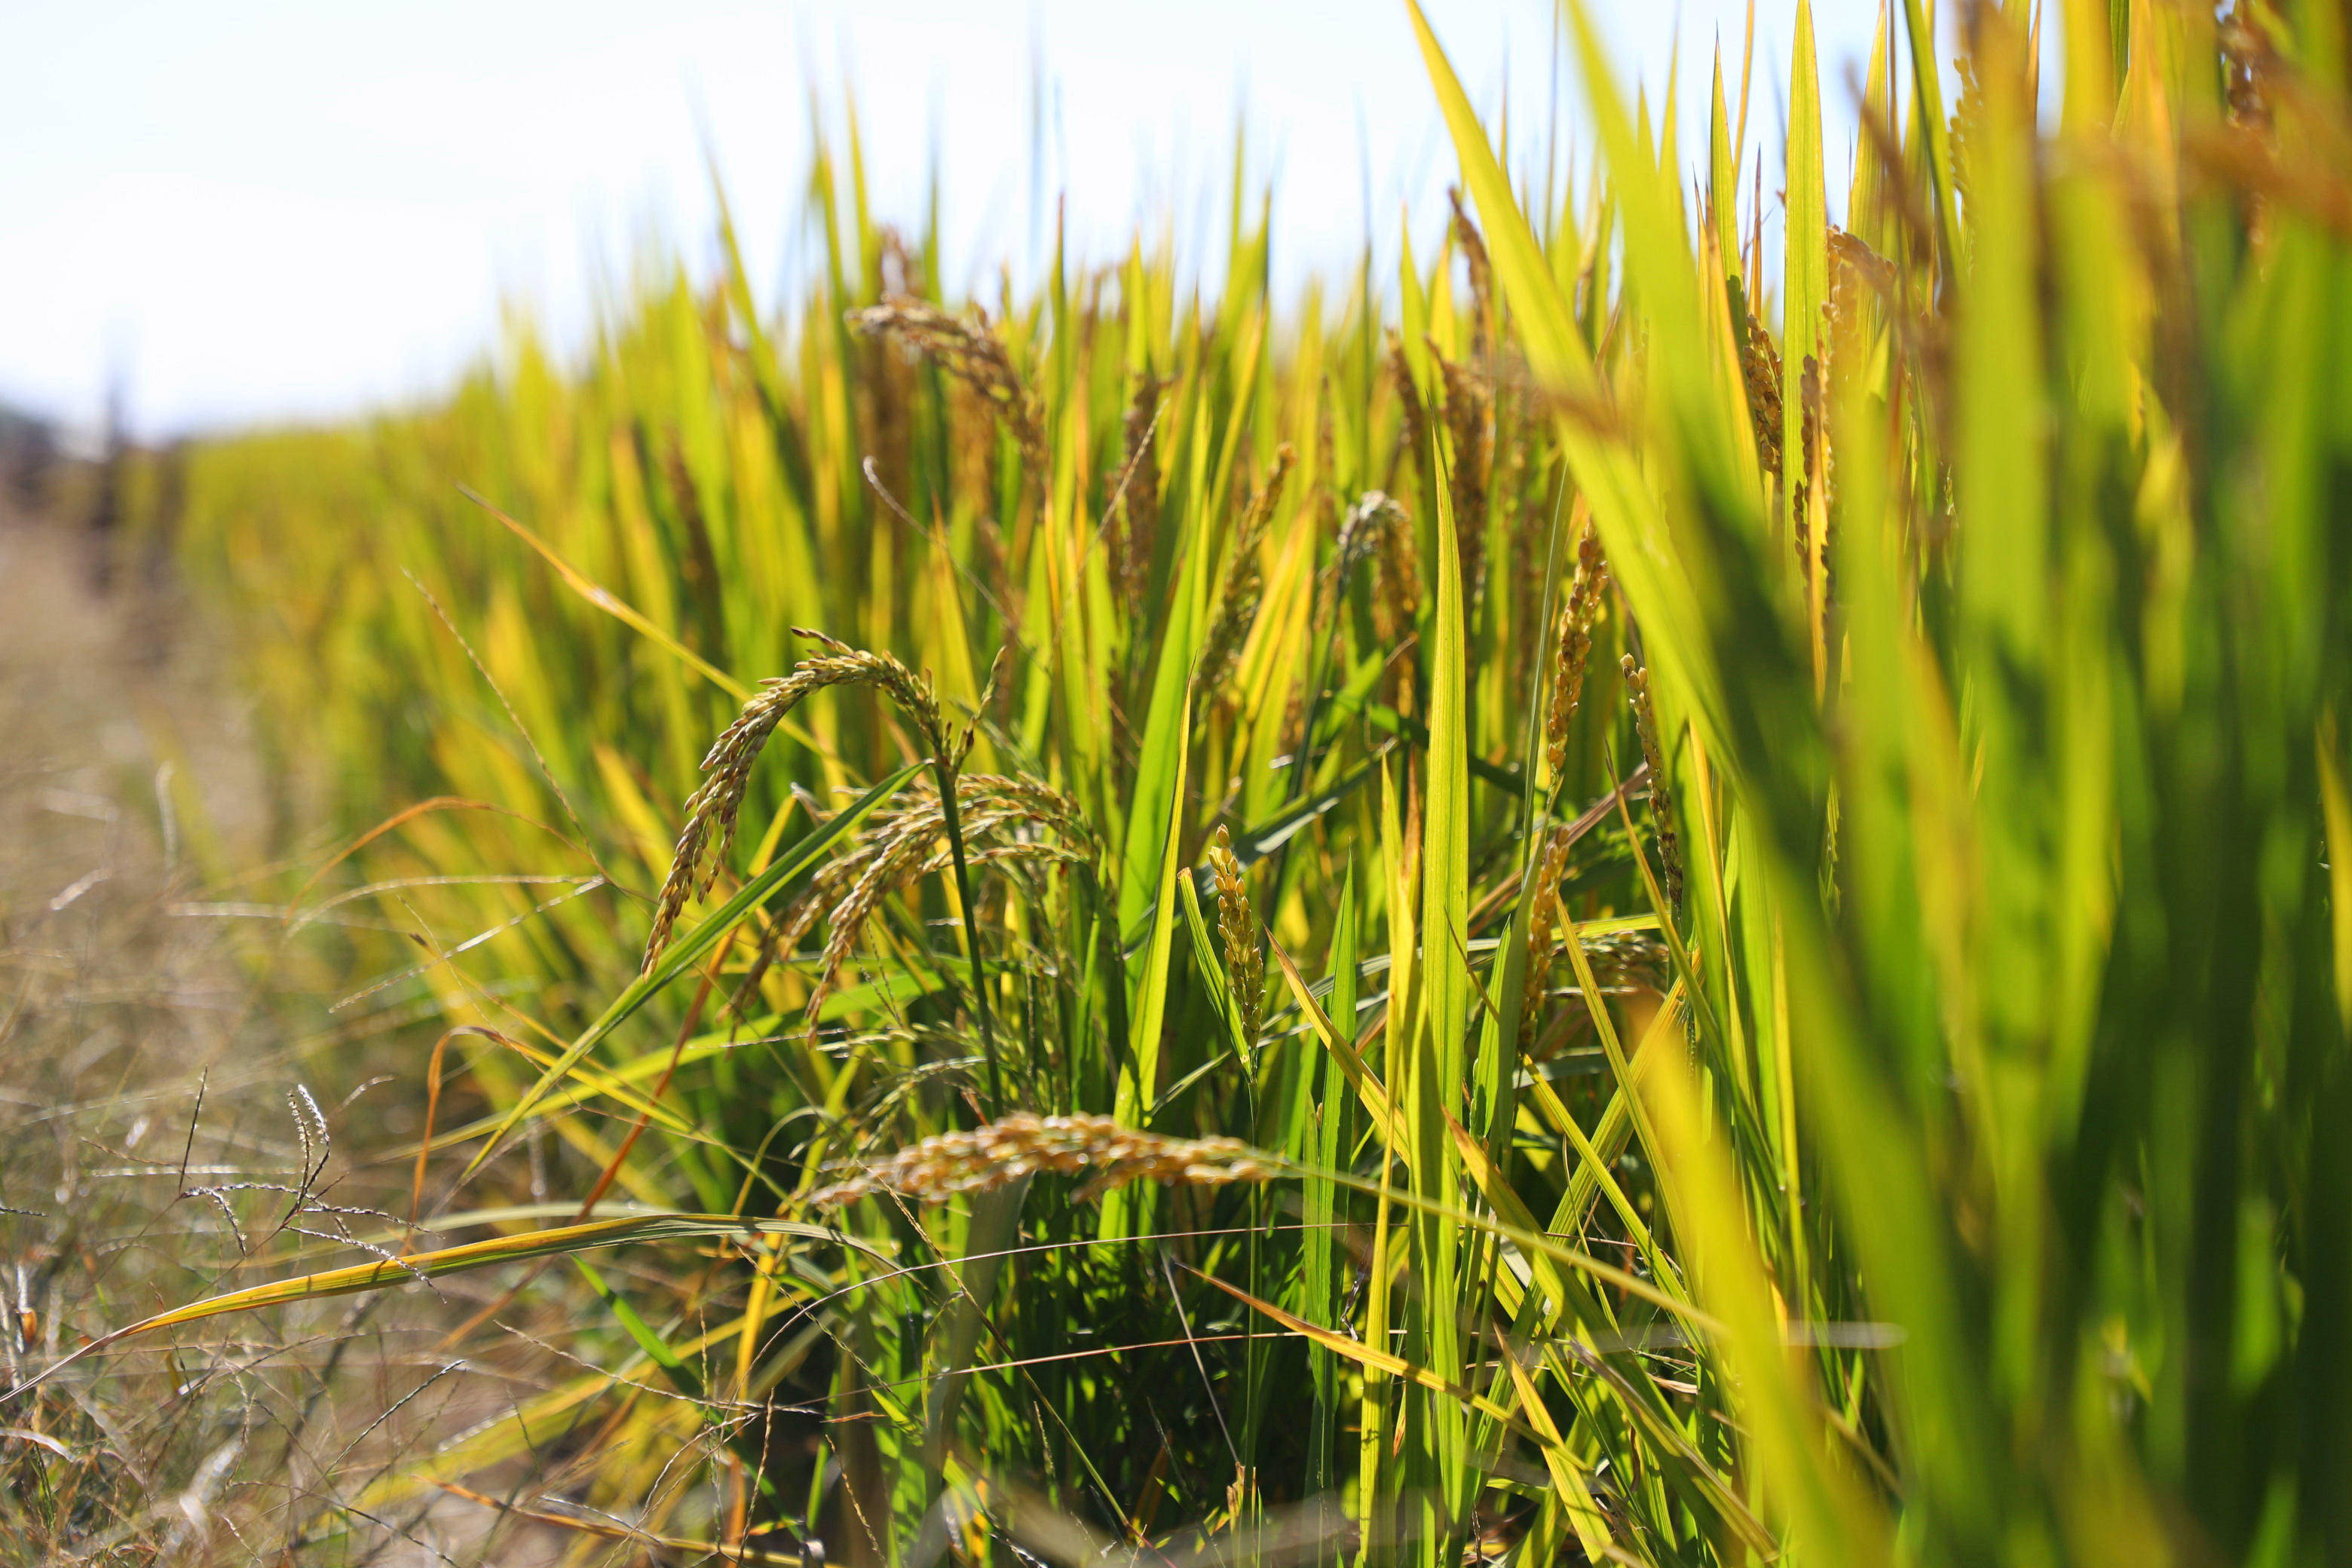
left=96, top=4, right=2352, bottom=1565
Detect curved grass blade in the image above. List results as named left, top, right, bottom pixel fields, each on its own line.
left=10, top=1213, right=887, bottom=1398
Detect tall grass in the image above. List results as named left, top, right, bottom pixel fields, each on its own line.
left=54, top=1, right=2352, bottom=1563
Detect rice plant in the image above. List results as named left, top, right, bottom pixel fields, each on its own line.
left=33, top=1, right=2352, bottom=1563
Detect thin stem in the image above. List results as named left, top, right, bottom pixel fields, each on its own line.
left=933, top=755, right=1004, bottom=1113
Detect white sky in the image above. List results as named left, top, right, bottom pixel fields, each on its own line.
left=1, top=2, right=1887, bottom=439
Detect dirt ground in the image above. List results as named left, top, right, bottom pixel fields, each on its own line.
left=0, top=504, right=560, bottom=1565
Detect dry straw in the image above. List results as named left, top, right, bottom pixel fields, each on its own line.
left=807, top=1113, right=1280, bottom=1208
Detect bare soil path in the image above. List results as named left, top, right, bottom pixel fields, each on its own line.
left=0, top=506, right=556, bottom=1566
left=0, top=501, right=334, bottom=1560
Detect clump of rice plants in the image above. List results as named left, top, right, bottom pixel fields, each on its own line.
left=44, top=2, right=2352, bottom=1563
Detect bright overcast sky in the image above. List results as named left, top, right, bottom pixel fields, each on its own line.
left=2, top=2, right=1886, bottom=438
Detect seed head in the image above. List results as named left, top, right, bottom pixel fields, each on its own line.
left=1543, top=514, right=1609, bottom=787
left=1430, top=345, right=1492, bottom=609
left=643, top=629, right=952, bottom=971
left=783, top=770, right=1092, bottom=1026
left=1207, top=825, right=1263, bottom=1054
left=1448, top=187, right=1494, bottom=355
left=1622, top=656, right=1685, bottom=920
left=1353, top=491, right=1418, bottom=651
left=1331, top=491, right=1392, bottom=584
left=1197, top=444, right=1295, bottom=692
left=807, top=1113, right=1281, bottom=1208
left=1386, top=332, right=1428, bottom=482
left=1113, top=377, right=1166, bottom=612
left=1739, top=314, right=1785, bottom=477
left=1518, top=826, right=1574, bottom=1046
left=848, top=295, right=1046, bottom=480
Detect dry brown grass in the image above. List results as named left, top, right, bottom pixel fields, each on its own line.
left=0, top=509, right=561, bottom=1566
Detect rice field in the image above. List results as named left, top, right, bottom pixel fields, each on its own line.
left=14, top=1, right=2352, bottom=1563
